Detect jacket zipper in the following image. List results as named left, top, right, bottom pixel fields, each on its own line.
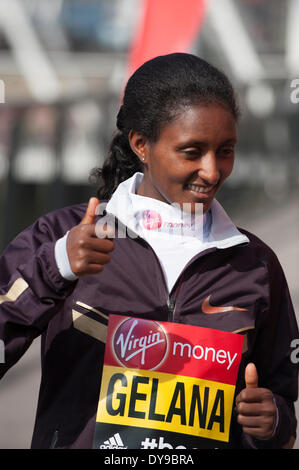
left=147, top=243, right=217, bottom=322
left=115, top=218, right=216, bottom=322
left=49, top=429, right=59, bottom=449
left=167, top=296, right=176, bottom=322
left=144, top=242, right=178, bottom=322
left=135, top=234, right=210, bottom=323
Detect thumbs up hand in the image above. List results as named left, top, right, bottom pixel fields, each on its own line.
left=66, top=197, right=114, bottom=277
left=235, top=363, right=277, bottom=440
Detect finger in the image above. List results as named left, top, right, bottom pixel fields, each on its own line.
left=85, top=252, right=111, bottom=266
left=94, top=215, right=116, bottom=240
left=237, top=414, right=265, bottom=428
left=80, top=197, right=99, bottom=225
left=237, top=414, right=275, bottom=438
left=85, top=264, right=104, bottom=275
left=95, top=223, right=115, bottom=240
left=236, top=388, right=264, bottom=405
left=237, top=402, right=264, bottom=416
left=240, top=424, right=275, bottom=440
left=76, top=223, right=115, bottom=242
left=245, top=362, right=258, bottom=389
left=87, top=237, right=115, bottom=253
left=237, top=401, right=276, bottom=417
left=236, top=387, right=274, bottom=406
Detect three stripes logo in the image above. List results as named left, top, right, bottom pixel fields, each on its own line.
left=99, top=432, right=127, bottom=449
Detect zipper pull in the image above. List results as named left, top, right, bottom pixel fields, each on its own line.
left=167, top=297, right=176, bottom=322
left=50, top=430, right=59, bottom=449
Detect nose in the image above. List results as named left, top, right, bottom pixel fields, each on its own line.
left=197, top=151, right=220, bottom=186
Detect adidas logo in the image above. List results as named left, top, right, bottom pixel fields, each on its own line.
left=99, top=433, right=127, bottom=449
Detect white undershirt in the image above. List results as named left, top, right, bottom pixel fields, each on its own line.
left=123, top=173, right=212, bottom=292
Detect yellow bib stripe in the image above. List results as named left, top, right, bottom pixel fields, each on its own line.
left=97, top=365, right=236, bottom=443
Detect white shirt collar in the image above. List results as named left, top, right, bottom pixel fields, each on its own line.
left=105, top=172, right=249, bottom=249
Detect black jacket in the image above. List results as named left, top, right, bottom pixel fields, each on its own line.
left=0, top=202, right=298, bottom=448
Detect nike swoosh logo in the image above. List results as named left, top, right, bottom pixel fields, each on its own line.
left=202, top=295, right=248, bottom=314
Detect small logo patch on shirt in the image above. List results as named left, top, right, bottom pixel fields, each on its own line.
left=142, top=210, right=163, bottom=230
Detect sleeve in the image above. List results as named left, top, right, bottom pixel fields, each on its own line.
left=0, top=215, right=77, bottom=379
left=242, top=249, right=299, bottom=449
left=54, top=231, right=78, bottom=281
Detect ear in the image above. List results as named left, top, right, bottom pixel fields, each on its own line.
left=128, top=130, right=149, bottom=163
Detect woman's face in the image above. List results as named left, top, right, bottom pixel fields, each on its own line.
left=129, top=103, right=238, bottom=213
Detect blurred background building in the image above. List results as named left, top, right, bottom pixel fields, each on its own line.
left=0, top=0, right=298, bottom=448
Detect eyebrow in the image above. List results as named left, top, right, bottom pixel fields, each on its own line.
left=176, top=138, right=238, bottom=149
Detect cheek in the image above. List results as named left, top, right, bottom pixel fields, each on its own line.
left=221, top=158, right=235, bottom=180
left=148, top=152, right=183, bottom=183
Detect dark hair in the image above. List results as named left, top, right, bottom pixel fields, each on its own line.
left=90, top=53, right=240, bottom=200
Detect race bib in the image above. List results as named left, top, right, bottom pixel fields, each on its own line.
left=93, top=315, right=243, bottom=449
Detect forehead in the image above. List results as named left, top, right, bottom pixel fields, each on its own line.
left=158, top=103, right=237, bottom=143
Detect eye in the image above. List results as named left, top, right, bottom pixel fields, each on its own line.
left=219, top=147, right=235, bottom=158
left=183, top=149, right=202, bottom=158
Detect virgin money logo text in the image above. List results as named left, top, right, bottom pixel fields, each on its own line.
left=113, top=318, right=168, bottom=370
left=142, top=210, right=162, bottom=230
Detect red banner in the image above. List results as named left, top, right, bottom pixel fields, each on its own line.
left=127, top=0, right=206, bottom=76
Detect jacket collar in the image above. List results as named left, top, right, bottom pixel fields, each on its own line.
left=105, top=172, right=249, bottom=249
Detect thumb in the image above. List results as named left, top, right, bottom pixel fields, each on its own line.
left=245, top=362, right=258, bottom=389
left=80, top=197, right=99, bottom=225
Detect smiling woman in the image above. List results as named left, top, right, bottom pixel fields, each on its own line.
left=130, top=103, right=237, bottom=214
left=0, top=53, right=298, bottom=449
left=92, top=53, right=240, bottom=204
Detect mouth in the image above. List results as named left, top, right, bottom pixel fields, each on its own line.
left=185, top=183, right=216, bottom=199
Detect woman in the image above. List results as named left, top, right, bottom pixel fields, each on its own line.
left=0, top=53, right=298, bottom=449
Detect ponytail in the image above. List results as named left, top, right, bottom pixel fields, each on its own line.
left=89, top=105, right=143, bottom=200
left=90, top=130, right=143, bottom=200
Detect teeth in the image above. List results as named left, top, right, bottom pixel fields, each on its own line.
left=188, top=184, right=212, bottom=193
